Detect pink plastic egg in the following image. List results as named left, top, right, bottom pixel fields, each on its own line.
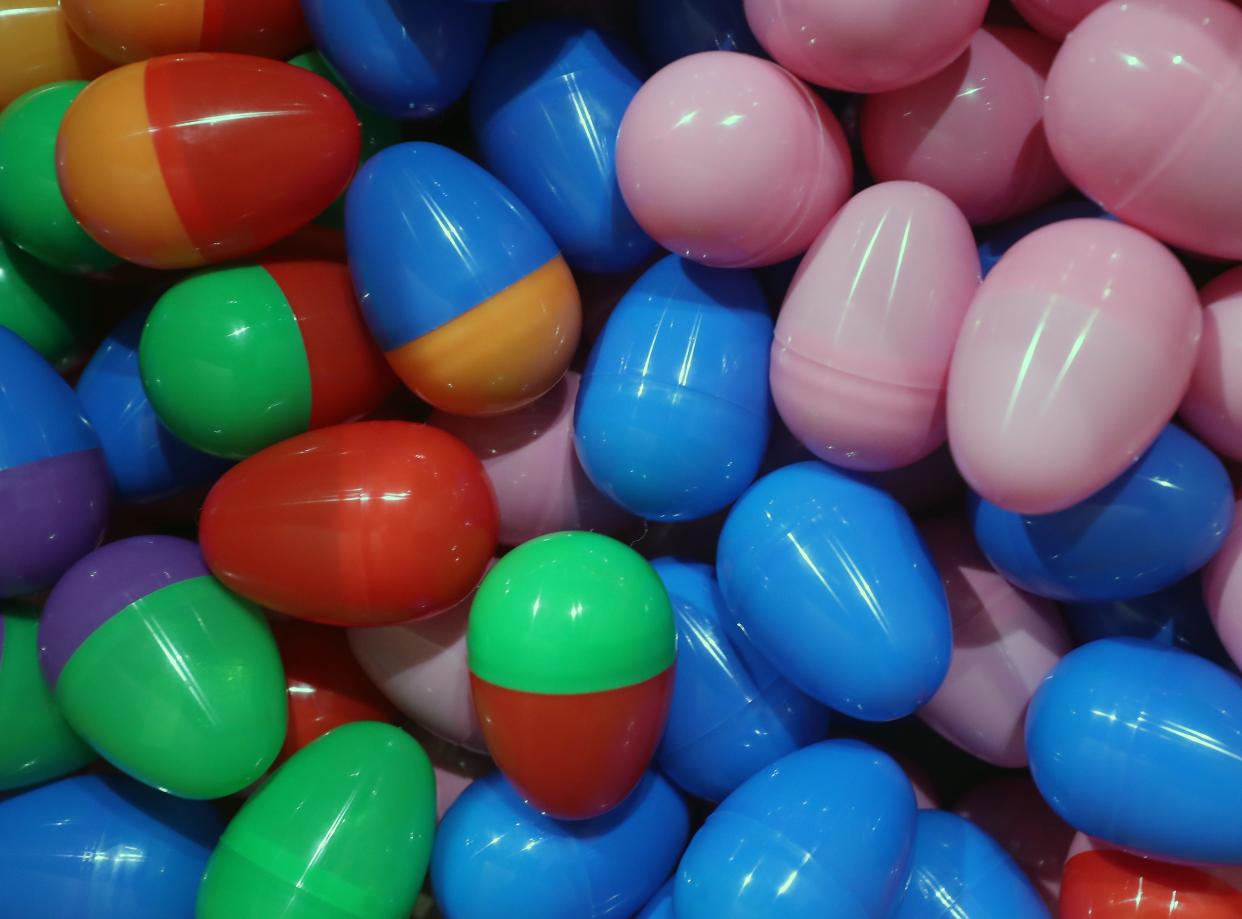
left=860, top=26, right=1069, bottom=226
left=616, top=50, right=852, bottom=268
left=744, top=0, right=988, bottom=93
left=947, top=219, right=1201, bottom=514
left=916, top=516, right=1070, bottom=767
left=1044, top=0, right=1242, bottom=260
left=430, top=373, right=632, bottom=547
left=1181, top=268, right=1242, bottom=462
left=771, top=181, right=980, bottom=472
left=1203, top=500, right=1242, bottom=671
left=1012, top=0, right=1109, bottom=38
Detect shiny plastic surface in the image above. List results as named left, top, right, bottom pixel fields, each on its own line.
left=349, top=577, right=489, bottom=752
left=0, top=608, right=95, bottom=791
left=653, top=557, right=829, bottom=801
left=198, top=722, right=436, bottom=919
left=637, top=0, right=763, bottom=68
left=41, top=536, right=287, bottom=798
left=1182, top=267, right=1242, bottom=461
left=77, top=309, right=232, bottom=504
left=346, top=142, right=580, bottom=415
left=270, top=618, right=399, bottom=765
left=0, top=327, right=110, bottom=597
left=890, top=810, right=1051, bottom=918
left=470, top=23, right=655, bottom=273
left=1204, top=499, right=1242, bottom=671
left=56, top=53, right=360, bottom=269
left=200, top=421, right=498, bottom=626
left=717, top=461, right=951, bottom=720
left=140, top=261, right=394, bottom=459
left=60, top=0, right=309, bottom=64
left=971, top=425, right=1233, bottom=603
left=432, top=770, right=689, bottom=919
left=431, top=373, right=631, bottom=547
left=1012, top=0, right=1109, bottom=38
left=301, top=0, right=491, bottom=119
left=955, top=776, right=1075, bottom=908
left=576, top=255, right=772, bottom=521
left=771, top=181, right=980, bottom=471
left=616, top=51, right=852, bottom=268
left=0, top=237, right=94, bottom=370
left=0, top=0, right=109, bottom=111
left=947, top=219, right=1201, bottom=514
left=916, top=515, right=1069, bottom=767
left=744, top=0, right=986, bottom=93
left=1026, top=638, right=1242, bottom=864
left=0, top=773, right=221, bottom=919
left=469, top=532, right=675, bottom=819
left=977, top=199, right=1113, bottom=278
left=637, top=878, right=674, bottom=919
left=1044, top=0, right=1242, bottom=260
left=676, top=739, right=917, bottom=919
left=0, top=81, right=119, bottom=274
left=861, top=27, right=1068, bottom=226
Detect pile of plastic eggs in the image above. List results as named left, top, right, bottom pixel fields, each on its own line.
left=4, top=0, right=1242, bottom=915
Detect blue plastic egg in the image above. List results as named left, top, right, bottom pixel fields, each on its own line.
left=0, top=773, right=222, bottom=918
left=637, top=879, right=674, bottom=919
left=1026, top=638, right=1242, bottom=864
left=470, top=23, right=655, bottom=274
left=675, top=739, right=917, bottom=919
left=301, top=0, right=491, bottom=119
left=889, top=810, right=1051, bottom=919
left=637, top=0, right=764, bottom=68
left=0, top=327, right=109, bottom=597
left=652, top=556, right=830, bottom=801
left=971, top=425, right=1233, bottom=603
left=717, top=461, right=951, bottom=720
left=76, top=310, right=231, bottom=504
left=977, top=198, right=1115, bottom=277
left=575, top=255, right=772, bottom=522
left=430, top=770, right=689, bottom=919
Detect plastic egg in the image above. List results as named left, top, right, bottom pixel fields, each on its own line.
left=0, top=773, right=221, bottom=919
left=346, top=142, right=581, bottom=416
left=412, top=726, right=492, bottom=820
left=1012, top=0, right=1109, bottom=38
left=431, top=374, right=631, bottom=547
left=1060, top=834, right=1242, bottom=918
left=651, top=557, right=830, bottom=802
left=771, top=181, right=980, bottom=471
left=56, top=53, right=360, bottom=269
left=468, top=532, right=675, bottom=820
left=977, top=200, right=1114, bottom=278
left=717, top=461, right=952, bottom=720
left=39, top=536, right=287, bottom=798
left=676, top=740, right=917, bottom=918
left=0, top=327, right=110, bottom=598
left=637, top=0, right=763, bottom=68
left=1181, top=267, right=1242, bottom=461
left=0, top=607, right=94, bottom=791
left=916, top=515, right=1070, bottom=767
left=1067, top=576, right=1234, bottom=667
left=947, top=219, right=1201, bottom=514
left=0, top=82, right=119, bottom=274
left=638, top=878, right=675, bottom=919
left=270, top=618, right=400, bottom=765
left=861, top=27, right=1069, bottom=226
left=1044, top=0, right=1242, bottom=260
left=1026, top=638, right=1242, bottom=864
left=955, top=776, right=1075, bottom=908
left=1203, top=500, right=1242, bottom=670
left=615, top=51, right=853, bottom=268
left=77, top=309, right=232, bottom=504
left=0, top=236, right=94, bottom=371
left=197, top=722, right=435, bottom=919
left=890, top=810, right=1051, bottom=918
left=575, top=255, right=773, bottom=521
left=971, top=425, right=1233, bottom=603
left=470, top=23, right=655, bottom=273
left=140, top=261, right=395, bottom=459
left=348, top=570, right=489, bottom=753
left=60, top=0, right=308, bottom=64
left=300, top=0, right=491, bottom=119
left=0, top=0, right=109, bottom=111
left=200, top=421, right=498, bottom=627
left=432, top=771, right=689, bottom=919
left=743, top=0, right=987, bottom=93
